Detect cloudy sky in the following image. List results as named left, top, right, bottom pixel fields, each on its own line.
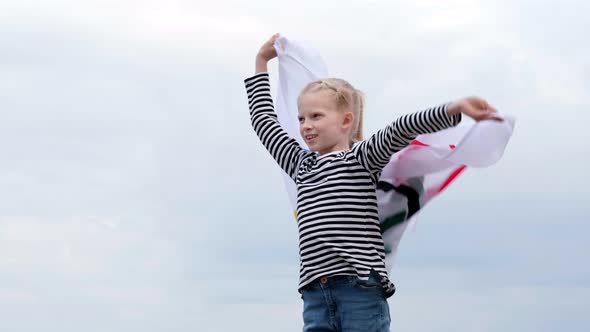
left=0, top=0, right=588, bottom=331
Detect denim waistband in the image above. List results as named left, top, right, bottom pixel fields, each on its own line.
left=301, top=274, right=358, bottom=291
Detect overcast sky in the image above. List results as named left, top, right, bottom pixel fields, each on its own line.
left=1, top=0, right=589, bottom=331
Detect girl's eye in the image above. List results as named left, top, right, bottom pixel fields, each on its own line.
left=298, top=117, right=304, bottom=123
left=312, top=114, right=321, bottom=119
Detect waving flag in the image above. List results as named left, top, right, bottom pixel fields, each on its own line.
left=273, top=36, right=515, bottom=271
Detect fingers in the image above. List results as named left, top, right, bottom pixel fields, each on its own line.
left=462, top=97, right=502, bottom=122
left=268, top=33, right=281, bottom=44
left=476, top=98, right=496, bottom=112
left=263, top=33, right=280, bottom=51
left=260, top=33, right=279, bottom=49
left=484, top=102, right=501, bottom=121
left=476, top=98, right=501, bottom=121
left=257, top=33, right=280, bottom=61
left=481, top=109, right=503, bottom=122
left=487, top=113, right=504, bottom=122
left=479, top=98, right=488, bottom=110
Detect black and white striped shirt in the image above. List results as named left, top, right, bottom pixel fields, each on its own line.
left=245, top=72, right=461, bottom=297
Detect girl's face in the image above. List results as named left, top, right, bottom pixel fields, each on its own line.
left=297, top=90, right=353, bottom=155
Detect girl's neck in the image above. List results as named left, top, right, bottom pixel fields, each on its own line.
left=317, top=142, right=351, bottom=156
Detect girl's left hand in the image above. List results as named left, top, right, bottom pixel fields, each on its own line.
left=448, top=97, right=503, bottom=122
left=257, top=33, right=280, bottom=62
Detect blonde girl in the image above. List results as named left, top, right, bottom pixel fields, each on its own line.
left=245, top=33, right=501, bottom=332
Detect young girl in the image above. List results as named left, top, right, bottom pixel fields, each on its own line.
left=245, top=33, right=501, bottom=332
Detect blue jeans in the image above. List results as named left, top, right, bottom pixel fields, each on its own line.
left=301, top=271, right=391, bottom=332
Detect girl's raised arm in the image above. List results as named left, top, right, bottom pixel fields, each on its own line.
left=353, top=103, right=461, bottom=178
left=245, top=34, right=311, bottom=181
left=353, top=97, right=500, bottom=179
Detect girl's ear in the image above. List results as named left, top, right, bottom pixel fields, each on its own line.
left=342, top=112, right=354, bottom=129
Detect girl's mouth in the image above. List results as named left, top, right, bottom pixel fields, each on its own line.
left=305, top=134, right=317, bottom=142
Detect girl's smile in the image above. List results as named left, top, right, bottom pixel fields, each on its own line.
left=304, top=134, right=318, bottom=143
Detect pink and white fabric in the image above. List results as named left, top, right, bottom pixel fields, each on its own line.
left=273, top=36, right=515, bottom=272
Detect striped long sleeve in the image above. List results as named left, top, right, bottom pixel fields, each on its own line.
left=353, top=104, right=461, bottom=178
left=244, top=72, right=311, bottom=180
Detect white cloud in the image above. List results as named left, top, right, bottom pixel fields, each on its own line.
left=0, top=0, right=270, bottom=70
left=0, top=288, right=37, bottom=303
left=0, top=215, right=175, bottom=275
left=390, top=285, right=590, bottom=332
left=203, top=302, right=303, bottom=332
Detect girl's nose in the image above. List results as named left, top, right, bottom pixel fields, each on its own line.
left=301, top=121, right=312, bottom=131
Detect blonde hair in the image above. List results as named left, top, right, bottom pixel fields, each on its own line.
left=298, top=78, right=364, bottom=145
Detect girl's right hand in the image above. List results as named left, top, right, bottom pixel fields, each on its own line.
left=448, top=97, right=503, bottom=122
left=257, top=33, right=280, bottom=62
